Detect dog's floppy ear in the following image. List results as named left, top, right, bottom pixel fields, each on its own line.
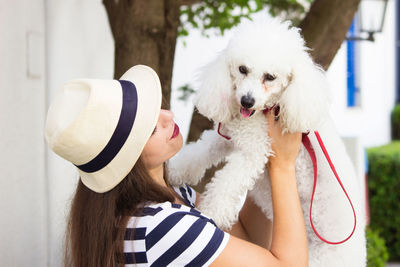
left=278, top=54, right=331, bottom=133
left=194, top=51, right=233, bottom=123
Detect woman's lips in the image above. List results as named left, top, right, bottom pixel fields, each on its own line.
left=170, top=123, right=180, bottom=139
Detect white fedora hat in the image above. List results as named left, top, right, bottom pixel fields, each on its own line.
left=45, top=65, right=162, bottom=193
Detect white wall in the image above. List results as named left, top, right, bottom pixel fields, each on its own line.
left=328, top=0, right=396, bottom=148
left=45, top=0, right=114, bottom=265
left=0, top=0, right=48, bottom=265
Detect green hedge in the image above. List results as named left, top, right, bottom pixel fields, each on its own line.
left=367, top=141, right=400, bottom=261
left=367, top=227, right=389, bottom=267
left=392, top=105, right=400, bottom=140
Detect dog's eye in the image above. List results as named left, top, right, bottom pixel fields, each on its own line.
left=264, top=73, right=276, bottom=81
left=239, top=65, right=248, bottom=75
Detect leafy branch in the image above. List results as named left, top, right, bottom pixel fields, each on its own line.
left=179, top=0, right=313, bottom=37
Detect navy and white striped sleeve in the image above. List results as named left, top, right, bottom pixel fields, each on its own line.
left=145, top=210, right=229, bottom=266
left=173, top=184, right=197, bottom=207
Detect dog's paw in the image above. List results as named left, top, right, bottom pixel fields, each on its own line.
left=166, top=160, right=186, bottom=186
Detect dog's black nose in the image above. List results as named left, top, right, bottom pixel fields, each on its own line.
left=241, top=95, right=255, bottom=109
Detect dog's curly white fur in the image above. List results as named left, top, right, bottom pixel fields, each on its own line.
left=168, top=18, right=366, bottom=266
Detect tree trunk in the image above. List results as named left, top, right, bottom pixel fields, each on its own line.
left=300, top=0, right=361, bottom=70
left=187, top=0, right=361, bottom=142
left=103, top=0, right=181, bottom=109
left=187, top=109, right=214, bottom=141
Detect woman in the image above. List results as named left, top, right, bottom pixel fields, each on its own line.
left=45, top=65, right=307, bottom=267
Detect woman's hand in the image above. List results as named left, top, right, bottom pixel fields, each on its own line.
left=266, top=107, right=302, bottom=170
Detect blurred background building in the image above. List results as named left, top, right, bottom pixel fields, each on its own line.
left=0, top=0, right=397, bottom=265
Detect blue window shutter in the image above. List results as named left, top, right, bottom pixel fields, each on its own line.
left=347, top=20, right=358, bottom=107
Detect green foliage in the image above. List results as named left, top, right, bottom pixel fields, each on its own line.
left=177, top=84, right=196, bottom=101
left=367, top=227, right=389, bottom=267
left=179, top=0, right=313, bottom=37
left=367, top=141, right=400, bottom=261
left=391, top=104, right=400, bottom=140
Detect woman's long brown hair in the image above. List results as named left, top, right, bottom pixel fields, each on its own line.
left=64, top=157, right=176, bottom=267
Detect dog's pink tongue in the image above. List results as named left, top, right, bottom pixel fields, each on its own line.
left=240, top=107, right=252, bottom=118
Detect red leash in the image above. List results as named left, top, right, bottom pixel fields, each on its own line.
left=217, top=123, right=357, bottom=244
left=302, top=132, right=357, bottom=245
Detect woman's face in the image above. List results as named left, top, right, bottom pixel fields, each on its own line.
left=141, top=109, right=183, bottom=170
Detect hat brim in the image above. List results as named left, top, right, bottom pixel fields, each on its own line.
left=79, top=65, right=162, bottom=192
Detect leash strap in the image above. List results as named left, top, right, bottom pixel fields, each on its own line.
left=302, top=131, right=357, bottom=245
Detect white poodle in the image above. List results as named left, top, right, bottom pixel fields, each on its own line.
left=168, top=18, right=366, bottom=267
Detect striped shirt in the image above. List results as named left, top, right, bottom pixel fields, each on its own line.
left=123, top=184, right=229, bottom=266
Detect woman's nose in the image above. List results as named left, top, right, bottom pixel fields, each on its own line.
left=159, top=109, right=174, bottom=127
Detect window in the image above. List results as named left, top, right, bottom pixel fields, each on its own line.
left=347, top=19, right=361, bottom=107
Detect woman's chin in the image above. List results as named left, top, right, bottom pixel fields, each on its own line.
left=170, top=134, right=183, bottom=158
left=175, top=134, right=184, bottom=151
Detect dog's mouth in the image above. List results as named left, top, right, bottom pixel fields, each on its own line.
left=240, top=107, right=255, bottom=118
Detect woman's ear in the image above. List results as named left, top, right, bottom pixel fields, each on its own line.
left=278, top=54, right=331, bottom=133
left=194, top=51, right=233, bottom=123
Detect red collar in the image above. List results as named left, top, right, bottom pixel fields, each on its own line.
left=217, top=123, right=231, bottom=140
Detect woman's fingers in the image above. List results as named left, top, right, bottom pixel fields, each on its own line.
left=265, top=106, right=302, bottom=168
left=266, top=107, right=278, bottom=128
